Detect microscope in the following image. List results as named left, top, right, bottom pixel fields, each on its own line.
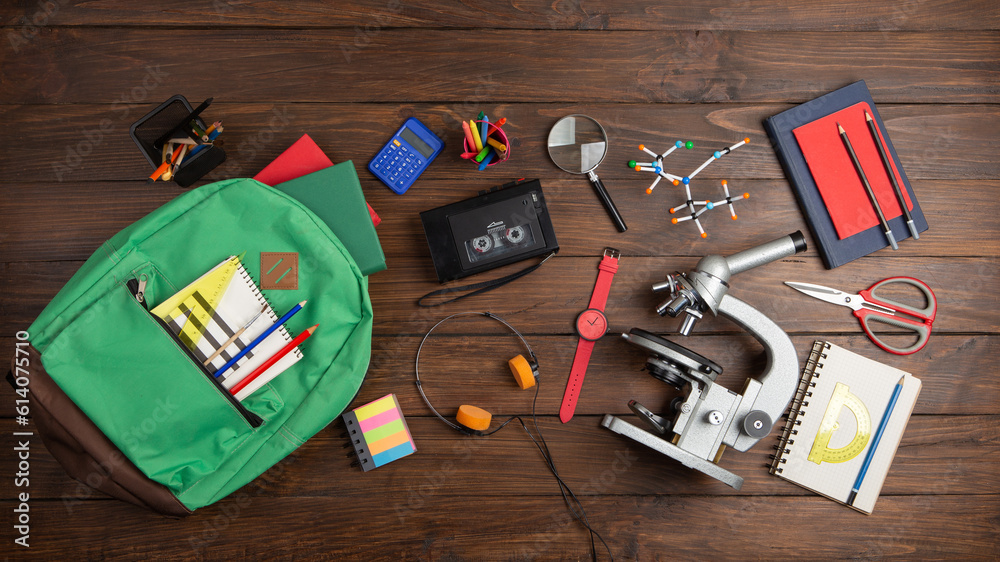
left=602, top=232, right=807, bottom=489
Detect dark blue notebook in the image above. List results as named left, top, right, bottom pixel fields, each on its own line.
left=764, top=81, right=928, bottom=269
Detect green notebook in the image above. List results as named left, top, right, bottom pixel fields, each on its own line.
left=274, top=161, right=386, bottom=275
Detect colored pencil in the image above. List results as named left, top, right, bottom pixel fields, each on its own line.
left=847, top=376, right=904, bottom=506
left=230, top=324, right=317, bottom=396
left=213, top=300, right=306, bottom=378
left=203, top=305, right=267, bottom=366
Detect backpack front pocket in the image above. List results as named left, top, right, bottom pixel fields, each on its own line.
left=42, top=264, right=261, bottom=495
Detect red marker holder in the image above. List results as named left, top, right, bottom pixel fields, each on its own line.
left=463, top=120, right=511, bottom=167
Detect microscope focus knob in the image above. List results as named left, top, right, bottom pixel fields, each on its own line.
left=742, top=410, right=772, bottom=438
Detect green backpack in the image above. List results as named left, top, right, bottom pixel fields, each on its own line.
left=16, top=178, right=373, bottom=516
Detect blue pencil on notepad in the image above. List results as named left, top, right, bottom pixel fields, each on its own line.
left=213, top=300, right=306, bottom=378
left=846, top=375, right=904, bottom=506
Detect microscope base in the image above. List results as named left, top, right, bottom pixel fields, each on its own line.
left=601, top=415, right=744, bottom=490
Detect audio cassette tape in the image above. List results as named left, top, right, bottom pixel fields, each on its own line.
left=421, top=179, right=559, bottom=282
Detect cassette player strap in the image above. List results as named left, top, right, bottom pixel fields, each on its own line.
left=417, top=252, right=556, bottom=307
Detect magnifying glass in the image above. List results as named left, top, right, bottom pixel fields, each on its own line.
left=547, top=114, right=627, bottom=232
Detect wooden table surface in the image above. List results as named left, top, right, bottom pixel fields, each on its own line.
left=1, top=1, right=998, bottom=559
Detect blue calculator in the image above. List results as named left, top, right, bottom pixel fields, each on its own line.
left=368, top=117, right=444, bottom=194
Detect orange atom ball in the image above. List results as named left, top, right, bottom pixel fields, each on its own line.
left=701, top=232, right=708, bottom=238
left=669, top=208, right=676, bottom=214
left=646, top=188, right=653, bottom=194
left=743, top=192, right=750, bottom=198
left=721, top=179, right=728, bottom=185
left=672, top=180, right=680, bottom=185
left=744, top=137, right=750, bottom=143
left=732, top=215, right=738, bottom=220
left=638, top=144, right=645, bottom=150
left=671, top=218, right=678, bottom=224
left=634, top=165, right=642, bottom=171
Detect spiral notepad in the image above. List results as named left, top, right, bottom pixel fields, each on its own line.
left=151, top=255, right=302, bottom=400
left=769, top=341, right=920, bottom=514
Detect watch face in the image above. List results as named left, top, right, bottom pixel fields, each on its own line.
left=576, top=308, right=608, bottom=341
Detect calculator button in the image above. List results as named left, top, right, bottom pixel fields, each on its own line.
left=392, top=139, right=401, bottom=147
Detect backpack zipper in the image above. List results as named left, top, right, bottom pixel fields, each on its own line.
left=127, top=277, right=264, bottom=428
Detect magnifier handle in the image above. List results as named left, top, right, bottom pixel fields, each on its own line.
left=588, top=171, right=628, bottom=232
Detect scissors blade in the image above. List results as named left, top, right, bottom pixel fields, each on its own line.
left=784, top=281, right=863, bottom=311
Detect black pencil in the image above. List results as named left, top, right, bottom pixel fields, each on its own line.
left=865, top=111, right=919, bottom=240
left=838, top=122, right=898, bottom=250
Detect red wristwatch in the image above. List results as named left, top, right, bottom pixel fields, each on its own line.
left=560, top=248, right=620, bottom=423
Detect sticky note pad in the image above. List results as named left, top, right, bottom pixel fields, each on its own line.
left=341, top=394, right=416, bottom=471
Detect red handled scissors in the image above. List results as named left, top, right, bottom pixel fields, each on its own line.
left=785, top=277, right=937, bottom=355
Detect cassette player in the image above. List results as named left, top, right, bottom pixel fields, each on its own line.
left=421, top=179, right=559, bottom=282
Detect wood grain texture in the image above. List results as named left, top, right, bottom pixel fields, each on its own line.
left=3, top=0, right=997, bottom=31
left=0, top=104, right=994, bottom=184
left=1, top=1, right=998, bottom=559
left=0, top=495, right=995, bottom=559
left=1, top=30, right=998, bottom=104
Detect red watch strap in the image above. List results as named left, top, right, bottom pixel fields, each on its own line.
left=560, top=249, right=620, bottom=424
left=560, top=338, right=596, bottom=423
left=587, top=252, right=619, bottom=311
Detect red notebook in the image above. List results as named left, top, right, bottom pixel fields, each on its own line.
left=255, top=134, right=381, bottom=227
left=793, top=102, right=911, bottom=239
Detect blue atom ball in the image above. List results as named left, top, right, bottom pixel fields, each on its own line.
left=682, top=177, right=690, bottom=184
left=714, top=151, right=721, bottom=158
left=707, top=202, right=714, bottom=209
left=675, top=141, right=683, bottom=148
left=654, top=166, right=662, bottom=173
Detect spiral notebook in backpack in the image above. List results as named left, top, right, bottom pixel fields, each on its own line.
left=769, top=341, right=921, bottom=514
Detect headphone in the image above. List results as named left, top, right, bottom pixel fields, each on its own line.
left=413, top=311, right=613, bottom=561
left=415, top=311, right=540, bottom=436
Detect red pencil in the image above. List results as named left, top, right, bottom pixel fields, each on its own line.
left=229, top=324, right=318, bottom=396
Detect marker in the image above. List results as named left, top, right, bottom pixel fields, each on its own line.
left=213, top=300, right=307, bottom=379
left=230, top=324, right=318, bottom=396
left=460, top=151, right=479, bottom=160
left=865, top=111, right=918, bottom=240
left=847, top=376, right=904, bottom=506
left=839, top=123, right=897, bottom=250
left=461, top=121, right=476, bottom=151
left=469, top=119, right=483, bottom=151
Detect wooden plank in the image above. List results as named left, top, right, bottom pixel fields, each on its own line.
left=1, top=494, right=995, bottom=558
left=2, top=256, right=997, bottom=333
left=2, top=176, right=998, bottom=262
left=2, top=0, right=996, bottom=31
left=1, top=30, right=997, bottom=104
left=2, top=413, right=994, bottom=501
left=0, top=103, right=993, bottom=184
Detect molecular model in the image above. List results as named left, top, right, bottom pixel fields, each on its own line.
left=628, top=138, right=751, bottom=238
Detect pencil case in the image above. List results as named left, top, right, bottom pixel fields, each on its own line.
left=11, top=178, right=373, bottom=516
left=464, top=120, right=511, bottom=167
left=129, top=94, right=226, bottom=188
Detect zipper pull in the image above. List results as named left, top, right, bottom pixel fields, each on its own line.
left=128, top=274, right=149, bottom=309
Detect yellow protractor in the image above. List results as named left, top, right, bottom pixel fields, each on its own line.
left=808, top=382, right=872, bottom=464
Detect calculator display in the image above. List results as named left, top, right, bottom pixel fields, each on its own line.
left=400, top=127, right=434, bottom=158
